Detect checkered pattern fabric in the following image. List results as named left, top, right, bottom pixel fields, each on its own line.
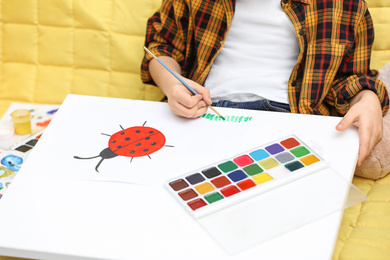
left=141, top=0, right=389, bottom=116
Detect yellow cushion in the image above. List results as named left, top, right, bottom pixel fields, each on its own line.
left=368, top=0, right=390, bottom=70
left=0, top=0, right=164, bottom=116
left=333, top=174, right=390, bottom=259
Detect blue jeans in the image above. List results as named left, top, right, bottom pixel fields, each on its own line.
left=211, top=99, right=291, bottom=113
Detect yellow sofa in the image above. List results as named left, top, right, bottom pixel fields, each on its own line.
left=0, top=0, right=389, bottom=259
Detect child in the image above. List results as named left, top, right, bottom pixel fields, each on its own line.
left=141, top=0, right=389, bottom=166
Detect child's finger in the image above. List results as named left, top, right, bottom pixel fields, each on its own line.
left=335, top=111, right=356, bottom=131
left=356, top=121, right=382, bottom=166
left=181, top=79, right=212, bottom=105
left=168, top=95, right=205, bottom=118
left=194, top=105, right=209, bottom=118
left=195, top=86, right=212, bottom=105
left=176, top=103, right=207, bottom=118
left=357, top=130, right=370, bottom=166
left=178, top=94, right=203, bottom=108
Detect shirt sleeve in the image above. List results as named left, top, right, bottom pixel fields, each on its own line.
left=140, top=0, right=188, bottom=85
left=326, top=7, right=389, bottom=116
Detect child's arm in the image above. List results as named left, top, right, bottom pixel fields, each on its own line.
left=328, top=6, right=389, bottom=165
left=141, top=0, right=212, bottom=118
left=327, top=7, right=388, bottom=117
left=149, top=56, right=212, bottom=118
left=336, top=90, right=383, bottom=166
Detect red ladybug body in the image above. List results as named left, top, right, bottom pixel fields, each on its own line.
left=108, top=126, right=165, bottom=158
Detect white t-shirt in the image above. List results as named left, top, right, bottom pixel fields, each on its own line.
left=204, top=0, right=299, bottom=104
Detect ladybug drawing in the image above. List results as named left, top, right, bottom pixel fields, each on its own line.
left=74, top=122, right=173, bottom=172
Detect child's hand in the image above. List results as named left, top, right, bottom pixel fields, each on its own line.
left=149, top=56, right=212, bottom=118
left=165, top=78, right=212, bottom=118
left=336, top=90, right=383, bottom=166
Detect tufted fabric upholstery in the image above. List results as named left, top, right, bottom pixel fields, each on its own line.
left=0, top=0, right=389, bottom=260
left=333, top=175, right=390, bottom=259
left=368, top=0, right=390, bottom=70
left=0, top=0, right=164, bottom=116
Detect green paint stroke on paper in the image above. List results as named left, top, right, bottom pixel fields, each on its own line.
left=201, top=113, right=253, bottom=123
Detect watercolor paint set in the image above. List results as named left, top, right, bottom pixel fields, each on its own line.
left=164, top=135, right=356, bottom=254
left=167, top=135, right=326, bottom=218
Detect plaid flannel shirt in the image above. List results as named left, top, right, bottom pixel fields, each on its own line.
left=141, top=0, right=389, bottom=116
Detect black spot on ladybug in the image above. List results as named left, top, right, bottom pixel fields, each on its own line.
left=151, top=142, right=156, bottom=145
left=120, top=132, right=125, bottom=135
left=136, top=130, right=140, bottom=133
left=136, top=143, right=141, bottom=146
left=145, top=137, right=150, bottom=140
left=125, top=137, right=130, bottom=141
left=144, top=149, right=149, bottom=152
left=111, top=140, right=116, bottom=143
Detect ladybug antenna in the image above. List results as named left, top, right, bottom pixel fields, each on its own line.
left=74, top=147, right=118, bottom=172
left=143, top=121, right=147, bottom=127
left=74, top=155, right=101, bottom=160
left=101, top=125, right=124, bottom=136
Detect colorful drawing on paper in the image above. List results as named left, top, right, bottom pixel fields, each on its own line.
left=0, top=152, right=25, bottom=196
left=0, top=167, right=14, bottom=179
left=202, top=113, right=253, bottom=123
left=1, top=154, right=24, bottom=172
left=74, top=122, right=173, bottom=172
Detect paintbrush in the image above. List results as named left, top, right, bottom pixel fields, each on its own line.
left=144, top=46, right=225, bottom=120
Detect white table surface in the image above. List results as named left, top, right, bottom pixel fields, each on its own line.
left=0, top=94, right=360, bottom=260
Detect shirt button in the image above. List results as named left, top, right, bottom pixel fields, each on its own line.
left=291, top=81, right=297, bottom=86
left=299, top=29, right=305, bottom=35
